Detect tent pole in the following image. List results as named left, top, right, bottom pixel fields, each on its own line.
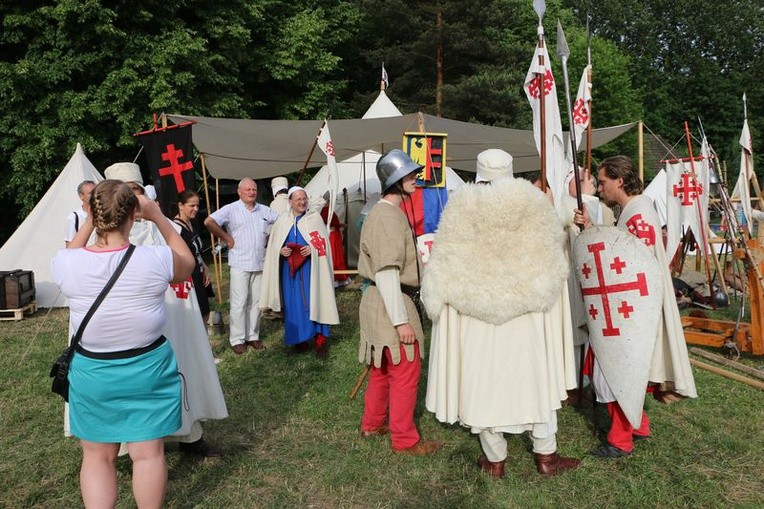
left=638, top=120, right=644, bottom=183
left=200, top=153, right=223, bottom=305
left=214, top=178, right=223, bottom=298
left=362, top=151, right=367, bottom=201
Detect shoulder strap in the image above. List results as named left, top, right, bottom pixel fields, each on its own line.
left=67, top=244, right=136, bottom=356
left=73, top=211, right=80, bottom=232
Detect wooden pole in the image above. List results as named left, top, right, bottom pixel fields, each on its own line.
left=199, top=154, right=223, bottom=305
left=684, top=121, right=716, bottom=308
left=689, top=358, right=764, bottom=391
left=214, top=178, right=223, bottom=299
left=296, top=123, right=325, bottom=187
left=638, top=120, right=644, bottom=183
left=538, top=34, right=547, bottom=192
left=690, top=347, right=764, bottom=381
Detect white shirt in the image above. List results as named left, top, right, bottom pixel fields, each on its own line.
left=63, top=208, right=88, bottom=243
left=209, top=200, right=279, bottom=271
left=51, top=244, right=173, bottom=352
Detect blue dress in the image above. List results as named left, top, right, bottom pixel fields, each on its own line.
left=280, top=215, right=330, bottom=345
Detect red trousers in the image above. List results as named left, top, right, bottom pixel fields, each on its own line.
left=606, top=401, right=651, bottom=453
left=361, top=342, right=421, bottom=450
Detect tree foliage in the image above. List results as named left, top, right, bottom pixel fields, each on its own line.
left=0, top=0, right=761, bottom=242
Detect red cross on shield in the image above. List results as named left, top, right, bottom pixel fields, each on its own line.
left=573, top=226, right=664, bottom=429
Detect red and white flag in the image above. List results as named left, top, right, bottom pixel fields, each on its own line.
left=524, top=41, right=567, bottom=210
left=572, top=64, right=591, bottom=153
left=317, top=120, right=338, bottom=229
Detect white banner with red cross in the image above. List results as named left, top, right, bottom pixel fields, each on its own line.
left=523, top=41, right=567, bottom=212
left=573, top=226, right=664, bottom=428
left=665, top=157, right=708, bottom=261
left=317, top=120, right=338, bottom=231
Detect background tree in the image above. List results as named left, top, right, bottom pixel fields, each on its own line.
left=566, top=0, right=764, bottom=178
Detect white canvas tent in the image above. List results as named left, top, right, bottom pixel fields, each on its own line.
left=303, top=91, right=465, bottom=266
left=0, top=144, right=103, bottom=307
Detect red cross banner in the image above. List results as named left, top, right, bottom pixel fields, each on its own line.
left=664, top=157, right=709, bottom=260
left=523, top=38, right=567, bottom=212
left=136, top=123, right=197, bottom=216
left=573, top=226, right=664, bottom=428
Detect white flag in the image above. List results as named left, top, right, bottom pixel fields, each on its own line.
left=381, top=64, right=389, bottom=89
left=665, top=159, right=707, bottom=262
left=732, top=118, right=754, bottom=234
left=317, top=120, right=338, bottom=229
left=572, top=64, right=591, bottom=153
left=524, top=41, right=567, bottom=210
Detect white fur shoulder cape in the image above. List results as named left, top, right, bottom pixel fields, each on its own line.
left=421, top=178, right=569, bottom=325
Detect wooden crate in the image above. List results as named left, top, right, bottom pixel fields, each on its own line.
left=0, top=301, right=37, bottom=321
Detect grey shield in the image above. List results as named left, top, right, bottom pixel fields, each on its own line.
left=573, top=226, right=664, bottom=428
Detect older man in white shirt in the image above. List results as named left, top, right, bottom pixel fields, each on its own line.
left=205, top=178, right=279, bottom=353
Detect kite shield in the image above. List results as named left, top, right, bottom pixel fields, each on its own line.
left=573, top=226, right=664, bottom=428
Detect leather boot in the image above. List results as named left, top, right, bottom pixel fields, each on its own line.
left=477, top=454, right=506, bottom=479
left=534, top=452, right=581, bottom=477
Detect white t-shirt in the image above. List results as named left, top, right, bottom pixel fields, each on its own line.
left=51, top=244, right=173, bottom=352
left=63, top=208, right=88, bottom=243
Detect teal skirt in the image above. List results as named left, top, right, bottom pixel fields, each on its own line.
left=68, top=338, right=181, bottom=443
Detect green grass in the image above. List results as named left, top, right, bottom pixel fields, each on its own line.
left=1, top=272, right=763, bottom=508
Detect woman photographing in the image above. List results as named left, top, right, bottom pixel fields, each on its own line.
left=51, top=180, right=195, bottom=508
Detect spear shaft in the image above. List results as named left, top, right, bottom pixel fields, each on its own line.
left=556, top=20, right=584, bottom=218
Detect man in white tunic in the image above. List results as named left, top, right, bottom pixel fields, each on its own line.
left=574, top=155, right=697, bottom=458
left=423, top=149, right=580, bottom=478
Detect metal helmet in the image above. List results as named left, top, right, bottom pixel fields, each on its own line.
left=376, top=149, right=422, bottom=192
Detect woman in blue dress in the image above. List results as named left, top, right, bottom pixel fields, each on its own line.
left=261, top=187, right=340, bottom=357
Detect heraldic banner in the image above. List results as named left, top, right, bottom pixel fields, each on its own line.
left=402, top=132, right=448, bottom=263
left=572, top=226, right=664, bottom=428
left=136, top=123, right=197, bottom=216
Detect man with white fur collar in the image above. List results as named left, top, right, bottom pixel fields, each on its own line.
left=423, top=149, right=580, bottom=478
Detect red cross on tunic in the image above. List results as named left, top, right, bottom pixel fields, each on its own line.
left=308, top=231, right=327, bottom=257
left=170, top=278, right=193, bottom=299
left=580, top=241, right=650, bottom=337
left=573, top=98, right=589, bottom=126
left=159, top=143, right=194, bottom=193
left=526, top=69, right=555, bottom=99
left=672, top=172, right=703, bottom=206
left=625, top=214, right=656, bottom=247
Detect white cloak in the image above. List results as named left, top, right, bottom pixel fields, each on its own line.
left=423, top=178, right=577, bottom=434
left=259, top=210, right=339, bottom=325
left=130, top=219, right=228, bottom=436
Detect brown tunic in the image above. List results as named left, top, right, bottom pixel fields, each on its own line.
left=358, top=201, right=424, bottom=367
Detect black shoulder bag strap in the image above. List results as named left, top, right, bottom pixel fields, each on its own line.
left=66, top=244, right=136, bottom=359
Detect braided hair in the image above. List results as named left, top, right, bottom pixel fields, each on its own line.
left=89, top=180, right=138, bottom=235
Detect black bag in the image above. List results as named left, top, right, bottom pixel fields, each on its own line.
left=49, top=245, right=135, bottom=402
left=50, top=350, right=72, bottom=401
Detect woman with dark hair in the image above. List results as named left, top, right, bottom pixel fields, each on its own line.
left=51, top=179, right=195, bottom=508
left=173, top=189, right=213, bottom=322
